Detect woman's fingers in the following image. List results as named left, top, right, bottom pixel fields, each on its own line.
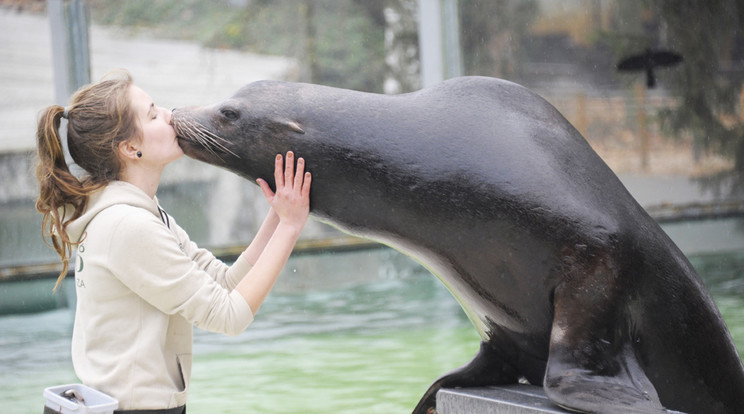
left=294, top=156, right=305, bottom=189
left=301, top=171, right=312, bottom=198
left=256, top=178, right=275, bottom=202
left=273, top=151, right=310, bottom=200
left=284, top=151, right=295, bottom=187
left=266, top=151, right=311, bottom=228
left=274, top=153, right=285, bottom=188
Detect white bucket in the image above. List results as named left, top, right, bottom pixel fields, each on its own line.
left=43, top=384, right=118, bottom=414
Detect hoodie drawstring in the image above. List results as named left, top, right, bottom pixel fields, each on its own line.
left=157, top=206, right=170, bottom=229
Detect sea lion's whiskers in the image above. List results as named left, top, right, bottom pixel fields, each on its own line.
left=179, top=120, right=220, bottom=158
left=194, top=129, right=239, bottom=159
left=175, top=117, right=239, bottom=159
left=191, top=122, right=239, bottom=158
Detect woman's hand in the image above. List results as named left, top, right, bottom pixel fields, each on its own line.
left=237, top=152, right=311, bottom=314
left=257, top=151, right=311, bottom=233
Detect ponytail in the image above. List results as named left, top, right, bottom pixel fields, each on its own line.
left=35, top=69, right=135, bottom=291
left=35, top=105, right=103, bottom=290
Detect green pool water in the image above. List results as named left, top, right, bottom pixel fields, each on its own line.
left=1, top=246, right=742, bottom=414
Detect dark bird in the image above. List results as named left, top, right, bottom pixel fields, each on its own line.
left=617, top=48, right=683, bottom=88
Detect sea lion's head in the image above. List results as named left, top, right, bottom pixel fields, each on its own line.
left=172, top=81, right=306, bottom=181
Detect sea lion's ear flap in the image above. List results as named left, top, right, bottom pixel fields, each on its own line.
left=286, top=121, right=305, bottom=134
left=267, top=119, right=304, bottom=135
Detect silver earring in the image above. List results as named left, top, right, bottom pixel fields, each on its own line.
left=136, top=151, right=142, bottom=158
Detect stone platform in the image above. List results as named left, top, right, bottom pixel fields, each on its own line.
left=436, top=385, right=569, bottom=414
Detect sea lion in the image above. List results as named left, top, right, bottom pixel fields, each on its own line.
left=172, top=76, right=744, bottom=414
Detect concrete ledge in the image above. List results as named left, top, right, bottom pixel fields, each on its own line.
left=436, top=385, right=570, bottom=414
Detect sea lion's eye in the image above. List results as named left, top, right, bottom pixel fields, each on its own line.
left=221, top=108, right=239, bottom=121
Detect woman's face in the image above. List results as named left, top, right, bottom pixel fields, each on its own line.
left=129, top=84, right=183, bottom=166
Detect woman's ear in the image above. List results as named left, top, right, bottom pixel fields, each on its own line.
left=118, top=140, right=140, bottom=161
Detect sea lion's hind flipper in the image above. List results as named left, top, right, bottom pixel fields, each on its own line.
left=543, top=282, right=669, bottom=414
left=412, top=341, right=519, bottom=414
left=543, top=347, right=669, bottom=413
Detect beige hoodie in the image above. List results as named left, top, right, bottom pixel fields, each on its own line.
left=66, top=181, right=254, bottom=410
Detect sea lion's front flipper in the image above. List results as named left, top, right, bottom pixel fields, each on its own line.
left=543, top=278, right=668, bottom=414
left=412, top=341, right=519, bottom=414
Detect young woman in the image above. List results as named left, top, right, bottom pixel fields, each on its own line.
left=36, top=70, right=311, bottom=413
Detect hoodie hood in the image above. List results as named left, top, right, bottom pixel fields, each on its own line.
left=66, top=181, right=163, bottom=244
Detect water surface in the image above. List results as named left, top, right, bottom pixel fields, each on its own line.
left=1, top=233, right=743, bottom=413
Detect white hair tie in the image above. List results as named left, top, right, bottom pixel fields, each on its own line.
left=62, top=106, right=70, bottom=119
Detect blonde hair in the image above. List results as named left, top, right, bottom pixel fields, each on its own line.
left=35, top=69, right=140, bottom=290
